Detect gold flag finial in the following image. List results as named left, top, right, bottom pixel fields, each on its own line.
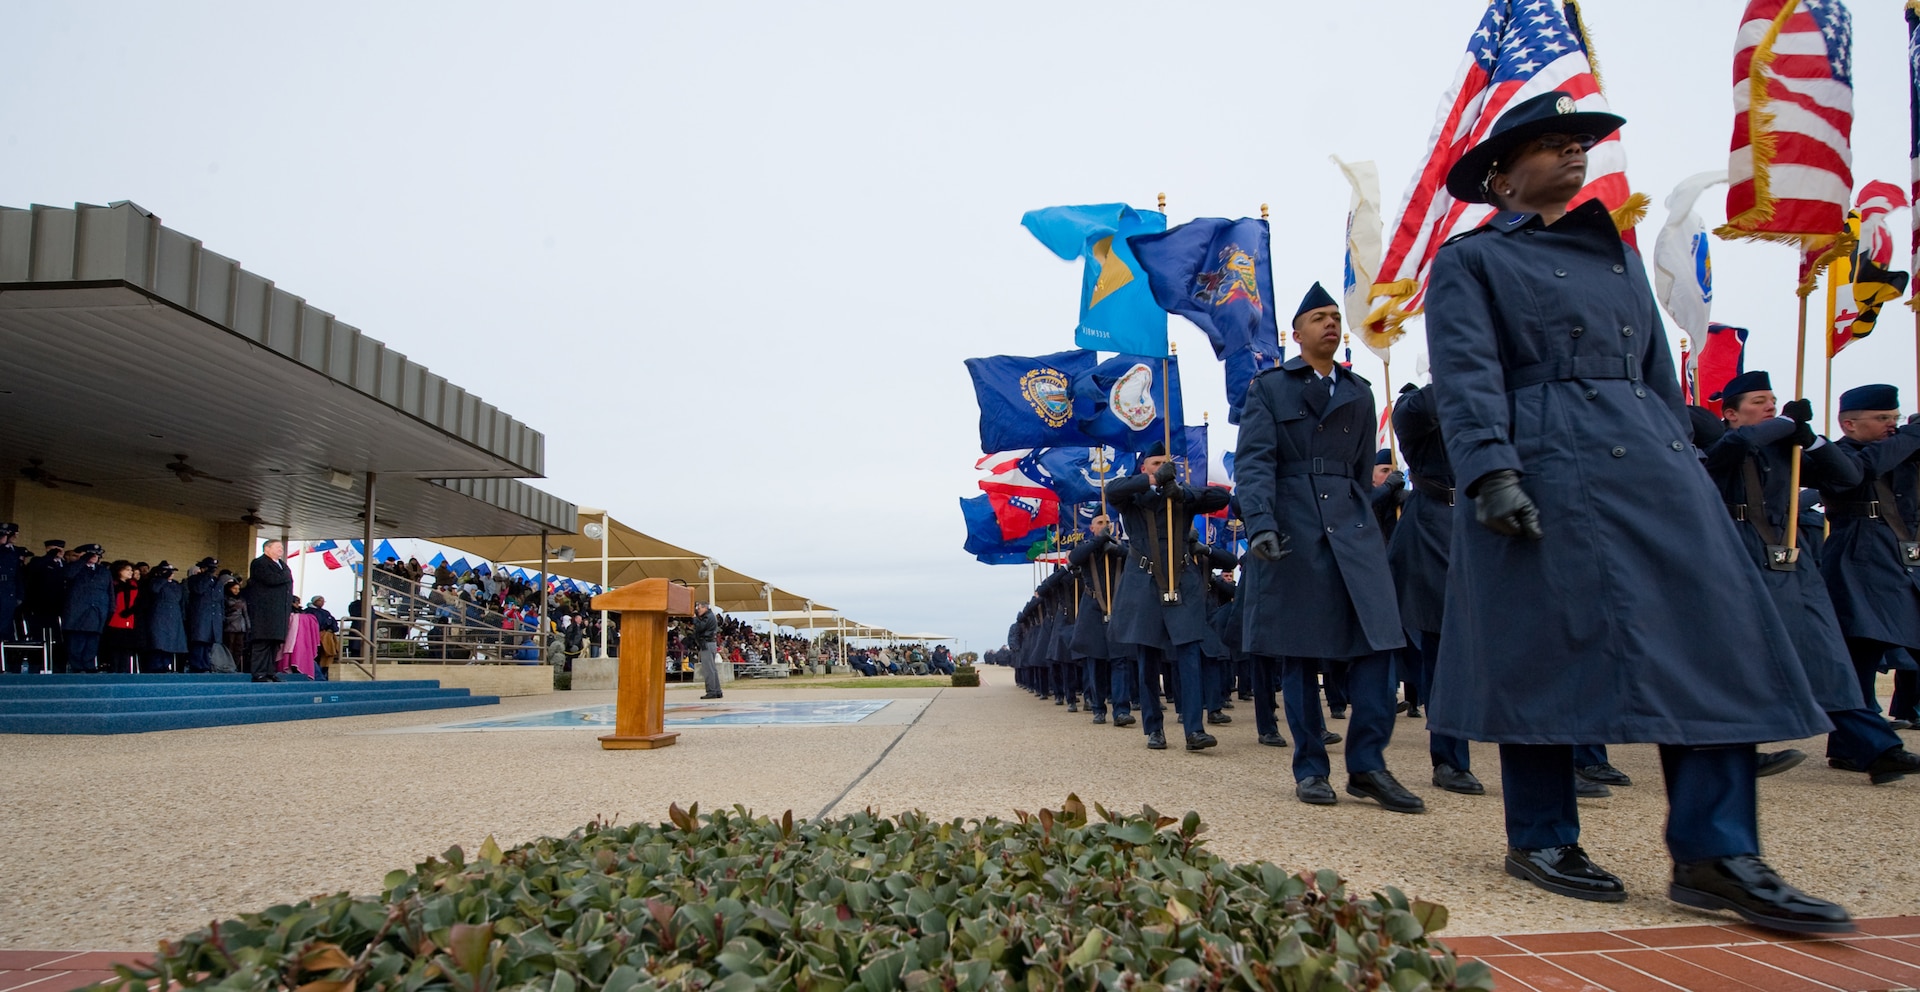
left=1203, top=411, right=1210, bottom=423
left=1169, top=340, right=1178, bottom=355
left=1260, top=203, right=1270, bottom=220
left=1157, top=192, right=1166, bottom=213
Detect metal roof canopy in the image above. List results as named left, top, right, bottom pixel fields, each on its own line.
left=437, top=510, right=827, bottom=614
left=0, top=202, right=574, bottom=537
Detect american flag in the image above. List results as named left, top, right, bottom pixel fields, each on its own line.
left=1718, top=0, right=1853, bottom=247
left=1908, top=1, right=1919, bottom=296
left=1368, top=0, right=1638, bottom=337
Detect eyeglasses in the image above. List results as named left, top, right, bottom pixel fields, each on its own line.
left=1527, top=133, right=1598, bottom=154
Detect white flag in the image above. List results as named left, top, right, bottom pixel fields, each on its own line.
left=1332, top=156, right=1389, bottom=361
left=1653, top=171, right=1725, bottom=340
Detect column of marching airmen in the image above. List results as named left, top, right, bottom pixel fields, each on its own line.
left=983, top=92, right=1920, bottom=936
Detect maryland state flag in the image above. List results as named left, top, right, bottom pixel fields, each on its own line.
left=1832, top=184, right=1915, bottom=357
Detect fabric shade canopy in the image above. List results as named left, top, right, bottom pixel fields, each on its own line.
left=430, top=510, right=826, bottom=614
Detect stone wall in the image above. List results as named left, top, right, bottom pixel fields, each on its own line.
left=8, top=484, right=252, bottom=571
left=329, top=662, right=553, bottom=697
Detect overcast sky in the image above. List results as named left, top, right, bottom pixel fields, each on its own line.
left=5, top=1, right=1911, bottom=653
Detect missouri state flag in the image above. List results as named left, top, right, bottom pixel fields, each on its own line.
left=1022, top=203, right=1170, bottom=357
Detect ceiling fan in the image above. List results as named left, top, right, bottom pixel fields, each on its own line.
left=167, top=454, right=234, bottom=484
left=19, top=459, right=92, bottom=489
left=356, top=510, right=400, bottom=528
left=238, top=508, right=287, bottom=528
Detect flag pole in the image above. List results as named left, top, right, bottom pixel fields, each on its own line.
left=1162, top=342, right=1177, bottom=603
left=1384, top=357, right=1397, bottom=463
left=1785, top=290, right=1810, bottom=553
left=1096, top=449, right=1114, bottom=617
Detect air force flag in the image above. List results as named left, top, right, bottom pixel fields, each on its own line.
left=1654, top=171, right=1724, bottom=340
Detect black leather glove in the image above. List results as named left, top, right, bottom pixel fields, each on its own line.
left=1384, top=469, right=1406, bottom=490
left=1783, top=398, right=1813, bottom=424
left=1249, top=531, right=1291, bottom=561
left=1473, top=470, right=1543, bottom=539
left=1153, top=460, right=1177, bottom=486
left=1789, top=419, right=1817, bottom=448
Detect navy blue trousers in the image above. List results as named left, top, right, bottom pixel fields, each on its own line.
left=1137, top=643, right=1203, bottom=737
left=63, top=631, right=101, bottom=672
left=1824, top=706, right=1901, bottom=766
left=1079, top=655, right=1109, bottom=713
left=1280, top=652, right=1394, bottom=780
left=1416, top=632, right=1472, bottom=770
left=1500, top=743, right=1759, bottom=862
left=1253, top=655, right=1282, bottom=737
left=1320, top=659, right=1350, bottom=712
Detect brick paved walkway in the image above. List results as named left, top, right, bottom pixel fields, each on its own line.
left=4, top=917, right=1917, bottom=990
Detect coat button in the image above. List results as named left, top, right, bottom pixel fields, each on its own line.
left=1316, top=424, right=1324, bottom=431
left=1354, top=522, right=1365, bottom=528
left=1584, top=388, right=1598, bottom=400
left=1612, top=263, right=1625, bottom=273
left=1554, top=268, right=1567, bottom=277
left=1343, top=426, right=1352, bottom=433
left=1671, top=440, right=1686, bottom=451
left=1320, top=493, right=1329, bottom=500
left=1611, top=446, right=1626, bottom=458
left=1325, top=526, right=1335, bottom=534
left=1635, top=387, right=1646, bottom=398
left=1571, top=326, right=1585, bottom=338
left=1621, top=325, right=1634, bottom=336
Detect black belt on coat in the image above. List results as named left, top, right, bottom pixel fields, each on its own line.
left=1827, top=500, right=1889, bottom=520
left=1503, top=355, right=1639, bottom=391
left=1273, top=458, right=1352, bottom=477
left=1410, top=474, right=1455, bottom=505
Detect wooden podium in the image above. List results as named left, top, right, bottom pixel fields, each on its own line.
left=591, top=578, right=694, bottom=750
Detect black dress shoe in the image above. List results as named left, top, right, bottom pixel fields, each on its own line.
left=1114, top=712, right=1136, bottom=728
left=1321, top=729, right=1343, bottom=746
left=1887, top=718, right=1913, bottom=731
left=1575, top=776, right=1613, bottom=799
left=1670, top=855, right=1854, bottom=933
left=1258, top=732, right=1290, bottom=748
left=1346, top=770, right=1426, bottom=813
left=1405, top=705, right=1422, bottom=718
left=1828, top=756, right=1861, bottom=772
left=1329, top=707, right=1349, bottom=720
left=1221, top=699, right=1235, bottom=709
left=1185, top=731, right=1218, bottom=751
left=1206, top=710, right=1231, bottom=725
left=1755, top=749, right=1806, bottom=778
left=1576, top=762, right=1632, bottom=787
left=1432, top=764, right=1485, bottom=795
left=1395, top=700, right=1410, bottom=714
left=700, top=691, right=723, bottom=699
left=1295, top=776, right=1337, bottom=805
left=1236, top=693, right=1253, bottom=701
left=1067, top=701, right=1078, bottom=713
left=1863, top=746, right=1920, bottom=784
left=1506, top=845, right=1627, bottom=902
left=1091, top=711, right=1107, bottom=725
left=1054, top=698, right=1065, bottom=706
left=1146, top=731, right=1167, bottom=750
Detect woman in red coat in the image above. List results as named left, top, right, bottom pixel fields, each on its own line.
left=102, top=560, right=140, bottom=674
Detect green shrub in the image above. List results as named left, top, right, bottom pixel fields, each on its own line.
left=950, top=664, right=980, bottom=688
left=106, top=797, right=1489, bottom=992
left=553, top=668, right=573, bottom=691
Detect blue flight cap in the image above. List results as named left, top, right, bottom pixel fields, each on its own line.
left=1293, top=282, right=1338, bottom=324
left=1713, top=369, right=1771, bottom=403
left=1143, top=440, right=1167, bottom=458
left=1375, top=448, right=1394, bottom=465
left=1838, top=384, right=1899, bottom=412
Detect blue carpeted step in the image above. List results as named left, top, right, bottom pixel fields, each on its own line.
left=0, top=678, right=452, bottom=700
left=0, top=686, right=474, bottom=715
left=0, top=691, right=500, bottom=734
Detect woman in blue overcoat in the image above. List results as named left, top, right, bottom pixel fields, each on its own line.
left=1422, top=89, right=1844, bottom=933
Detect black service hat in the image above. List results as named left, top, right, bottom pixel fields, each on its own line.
left=1444, top=91, right=1626, bottom=204
left=75, top=543, right=104, bottom=556
left=1838, top=383, right=1899, bottom=412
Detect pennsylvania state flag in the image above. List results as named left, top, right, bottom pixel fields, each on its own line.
left=1128, top=217, right=1281, bottom=424
left=1022, top=204, right=1170, bottom=357
left=965, top=350, right=1101, bottom=453
left=1072, top=353, right=1184, bottom=454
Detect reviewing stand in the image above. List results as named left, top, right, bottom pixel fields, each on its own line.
left=591, top=578, right=694, bottom=750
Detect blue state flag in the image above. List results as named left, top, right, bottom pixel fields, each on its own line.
left=1222, top=338, right=1284, bottom=425
left=1072, top=353, right=1184, bottom=454
left=965, top=350, right=1102, bottom=453
left=960, top=494, right=1037, bottom=564
left=428, top=552, right=447, bottom=568
left=1022, top=204, right=1170, bottom=356
left=1128, top=217, right=1279, bottom=360
left=449, top=557, right=471, bottom=575
left=373, top=539, right=400, bottom=564
left=475, top=562, right=492, bottom=577
left=1030, top=447, right=1136, bottom=506
left=1179, top=425, right=1207, bottom=488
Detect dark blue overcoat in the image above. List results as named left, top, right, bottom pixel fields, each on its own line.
left=1819, top=427, right=1920, bottom=653
left=1236, top=359, right=1405, bottom=660
left=1067, top=535, right=1124, bottom=659
left=1423, top=201, right=1827, bottom=745
left=243, top=554, right=295, bottom=643
left=1107, top=474, right=1230, bottom=650
left=0, top=544, right=18, bottom=641
left=140, top=575, right=189, bottom=654
left=185, top=571, right=224, bottom=644
left=1705, top=420, right=1863, bottom=712
left=1387, top=384, right=1453, bottom=635
left=62, top=562, right=112, bottom=633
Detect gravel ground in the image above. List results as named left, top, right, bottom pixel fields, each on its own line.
left=2, top=667, right=1915, bottom=949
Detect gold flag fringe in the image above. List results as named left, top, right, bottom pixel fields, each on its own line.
left=1565, top=0, right=1605, bottom=94
left=1610, top=191, right=1649, bottom=233
left=1715, top=1, right=1803, bottom=241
